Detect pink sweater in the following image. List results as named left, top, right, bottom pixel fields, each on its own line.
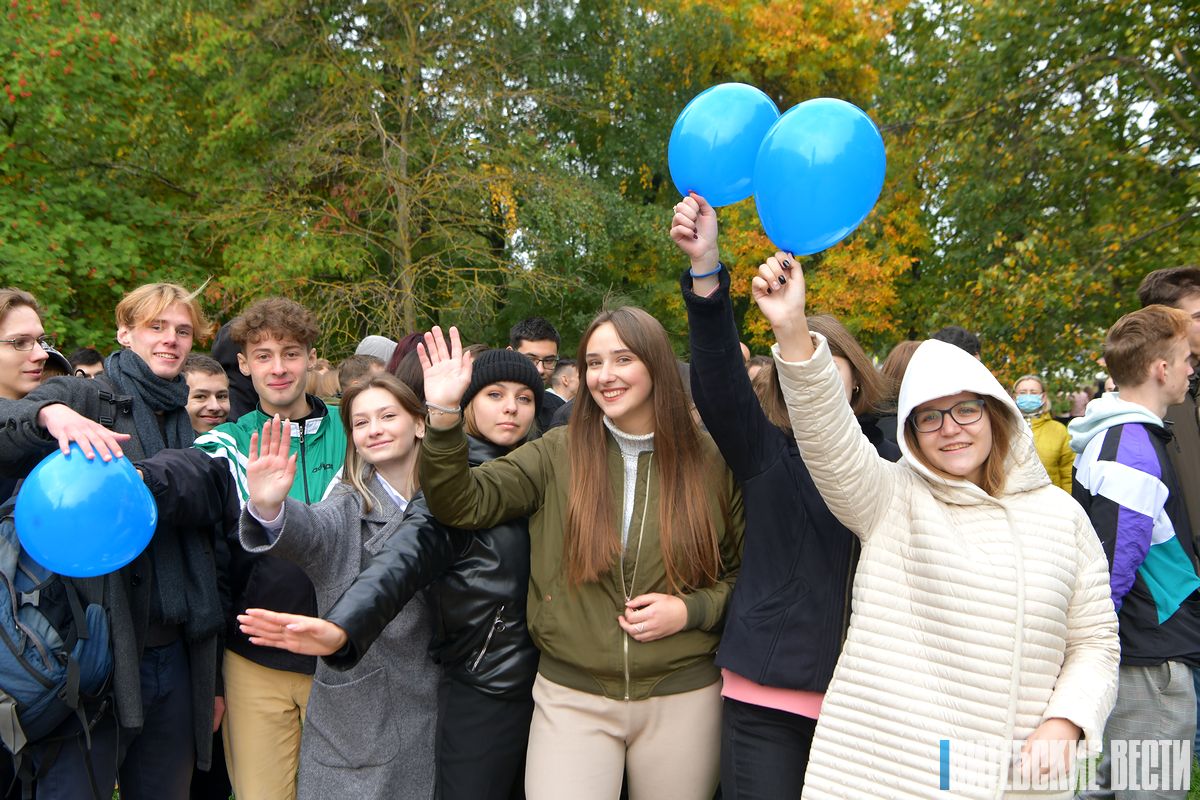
left=721, top=669, right=823, bottom=719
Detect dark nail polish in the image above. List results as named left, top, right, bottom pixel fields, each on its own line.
left=778, top=275, right=787, bottom=285
left=782, top=259, right=792, bottom=269
left=767, top=286, right=773, bottom=294
left=693, top=233, right=698, bottom=240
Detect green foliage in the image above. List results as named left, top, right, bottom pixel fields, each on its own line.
left=882, top=0, right=1199, bottom=383
left=0, top=0, right=213, bottom=348
left=2, top=0, right=1194, bottom=380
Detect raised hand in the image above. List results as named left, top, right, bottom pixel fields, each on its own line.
left=238, top=608, right=348, bottom=656
left=417, top=325, right=473, bottom=412
left=246, top=415, right=296, bottom=519
left=751, top=251, right=814, bottom=361
left=670, top=192, right=719, bottom=274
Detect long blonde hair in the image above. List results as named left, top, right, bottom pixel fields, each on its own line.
left=338, top=374, right=424, bottom=512
left=565, top=307, right=722, bottom=592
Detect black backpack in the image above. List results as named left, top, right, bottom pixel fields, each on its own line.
left=0, top=496, right=112, bottom=792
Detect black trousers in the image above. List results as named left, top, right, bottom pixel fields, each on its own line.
left=719, top=697, right=817, bottom=800
left=438, top=678, right=535, bottom=800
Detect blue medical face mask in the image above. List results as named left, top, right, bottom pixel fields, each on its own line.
left=1014, top=394, right=1044, bottom=414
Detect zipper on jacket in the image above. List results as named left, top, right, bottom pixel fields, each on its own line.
left=470, top=604, right=505, bottom=672
left=623, top=634, right=630, bottom=701
left=298, top=423, right=310, bottom=503
left=839, top=538, right=860, bottom=647
left=1002, top=503, right=1026, bottom=782
left=622, top=452, right=653, bottom=702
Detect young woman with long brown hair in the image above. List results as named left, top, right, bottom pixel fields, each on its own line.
left=414, top=312, right=743, bottom=800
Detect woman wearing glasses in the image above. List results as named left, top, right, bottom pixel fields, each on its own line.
left=0, top=288, right=56, bottom=402
left=750, top=254, right=1119, bottom=799
left=0, top=289, right=74, bottom=501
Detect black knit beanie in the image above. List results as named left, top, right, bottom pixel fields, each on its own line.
left=462, top=349, right=545, bottom=413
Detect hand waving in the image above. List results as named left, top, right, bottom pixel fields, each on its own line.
left=246, top=415, right=296, bottom=520
left=418, top=325, right=473, bottom=411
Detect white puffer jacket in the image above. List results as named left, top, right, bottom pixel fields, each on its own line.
left=774, top=336, right=1118, bottom=800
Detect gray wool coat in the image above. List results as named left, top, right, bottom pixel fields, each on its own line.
left=240, top=478, right=439, bottom=800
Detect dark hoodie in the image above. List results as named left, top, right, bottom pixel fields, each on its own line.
left=210, top=322, right=258, bottom=422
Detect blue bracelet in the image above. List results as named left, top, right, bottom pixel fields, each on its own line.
left=689, top=264, right=723, bottom=279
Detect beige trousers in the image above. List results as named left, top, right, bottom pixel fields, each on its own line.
left=525, top=674, right=722, bottom=800
left=220, top=649, right=313, bottom=800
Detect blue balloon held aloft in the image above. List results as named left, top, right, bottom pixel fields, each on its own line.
left=753, top=98, right=886, bottom=256
left=668, top=83, right=780, bottom=207
left=15, top=445, right=157, bottom=578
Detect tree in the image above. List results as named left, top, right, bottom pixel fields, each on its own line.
left=881, top=0, right=1199, bottom=384
left=0, top=0, right=212, bottom=348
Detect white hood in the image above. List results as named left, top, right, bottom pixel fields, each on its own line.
left=1066, top=392, right=1163, bottom=453
left=896, top=339, right=1044, bottom=495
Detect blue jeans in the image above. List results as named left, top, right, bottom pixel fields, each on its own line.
left=21, top=641, right=194, bottom=799
left=24, top=710, right=119, bottom=799
left=117, top=640, right=195, bottom=800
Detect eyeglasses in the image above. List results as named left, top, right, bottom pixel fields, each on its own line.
left=909, top=398, right=987, bottom=433
left=523, top=354, right=559, bottom=369
left=0, top=335, right=56, bottom=352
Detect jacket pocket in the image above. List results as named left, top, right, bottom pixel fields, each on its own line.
left=305, top=667, right=401, bottom=768
left=740, top=577, right=810, bottom=627
left=468, top=604, right=506, bottom=673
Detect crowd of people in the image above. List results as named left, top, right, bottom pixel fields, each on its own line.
left=0, top=194, right=1198, bottom=799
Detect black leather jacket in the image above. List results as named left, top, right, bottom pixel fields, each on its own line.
left=323, top=436, right=538, bottom=698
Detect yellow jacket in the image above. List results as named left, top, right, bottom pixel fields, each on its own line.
left=1028, top=412, right=1074, bottom=492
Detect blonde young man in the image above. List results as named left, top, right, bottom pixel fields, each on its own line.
left=0, top=283, right=225, bottom=799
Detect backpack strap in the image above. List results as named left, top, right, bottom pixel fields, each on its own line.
left=17, top=697, right=110, bottom=800
left=0, top=572, right=54, bottom=690
left=91, top=375, right=131, bottom=431
left=58, top=581, right=87, bottom=711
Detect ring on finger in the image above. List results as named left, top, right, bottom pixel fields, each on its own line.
left=636, top=622, right=645, bottom=634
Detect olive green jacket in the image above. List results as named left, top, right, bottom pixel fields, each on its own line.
left=419, top=421, right=744, bottom=701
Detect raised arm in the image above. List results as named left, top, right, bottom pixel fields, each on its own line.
left=236, top=415, right=355, bottom=581
left=754, top=252, right=899, bottom=538
left=673, top=194, right=783, bottom=479
left=418, top=326, right=546, bottom=529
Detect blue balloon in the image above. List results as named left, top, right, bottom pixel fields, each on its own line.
left=753, top=98, right=886, bottom=255
left=15, top=445, right=157, bottom=578
left=668, top=83, right=780, bottom=207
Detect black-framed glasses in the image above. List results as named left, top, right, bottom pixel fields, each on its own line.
left=523, top=354, right=559, bottom=369
left=0, top=335, right=56, bottom=352
left=910, top=398, right=987, bottom=433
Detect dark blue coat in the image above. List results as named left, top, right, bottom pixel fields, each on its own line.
left=681, top=268, right=899, bottom=693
